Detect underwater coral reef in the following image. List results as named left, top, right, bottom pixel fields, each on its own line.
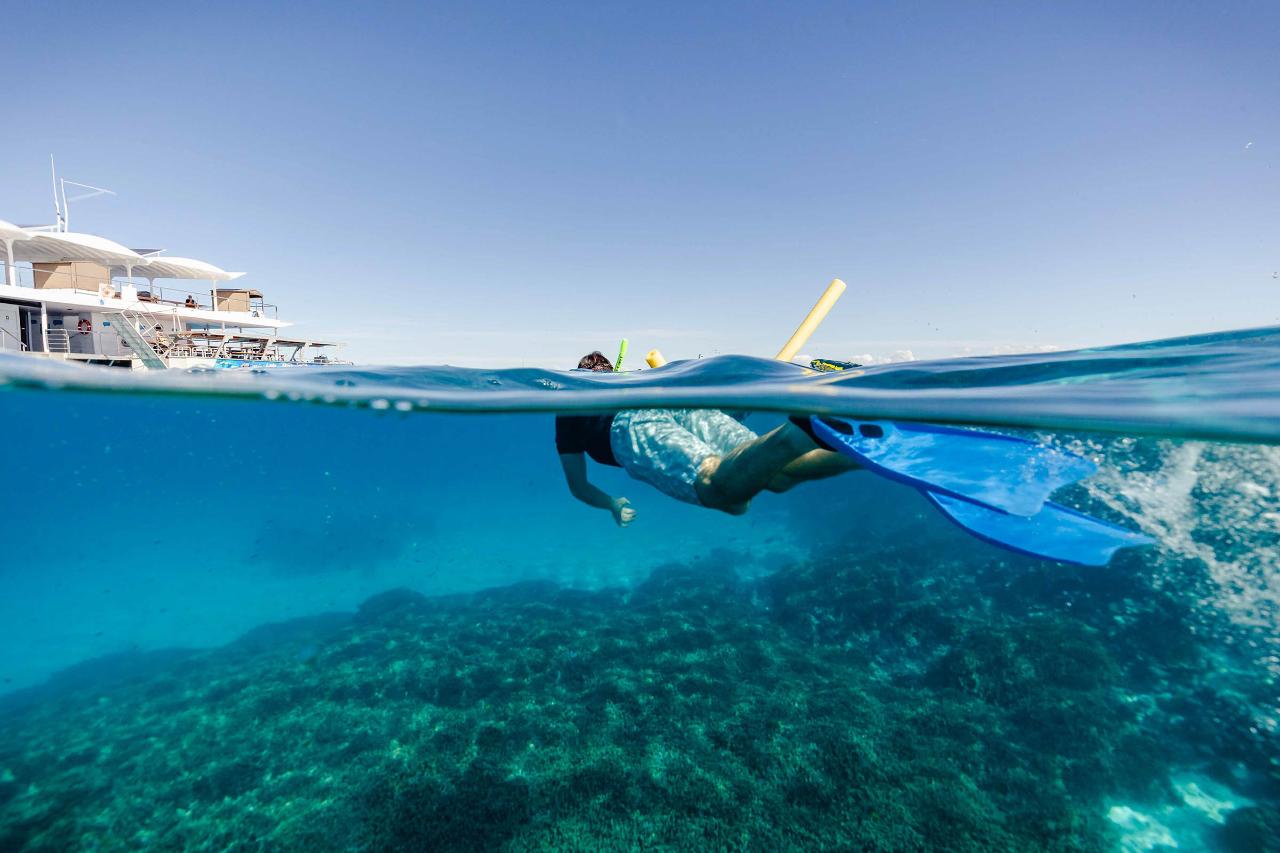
left=1, top=545, right=1276, bottom=851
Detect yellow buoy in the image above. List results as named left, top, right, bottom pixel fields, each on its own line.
left=646, top=349, right=667, bottom=368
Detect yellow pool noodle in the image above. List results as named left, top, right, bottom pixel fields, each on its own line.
left=775, top=278, right=847, bottom=362
left=646, top=349, right=667, bottom=368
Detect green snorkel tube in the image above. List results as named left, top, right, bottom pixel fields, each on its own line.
left=615, top=338, right=629, bottom=371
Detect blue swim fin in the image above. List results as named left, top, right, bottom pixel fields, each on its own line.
left=809, top=417, right=1096, bottom=517
left=924, top=492, right=1155, bottom=567
left=799, top=415, right=1153, bottom=565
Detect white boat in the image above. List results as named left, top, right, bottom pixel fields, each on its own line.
left=0, top=171, right=346, bottom=370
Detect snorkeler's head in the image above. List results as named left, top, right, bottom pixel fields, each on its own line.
left=577, top=351, right=614, bottom=372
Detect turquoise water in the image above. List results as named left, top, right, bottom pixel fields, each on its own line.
left=0, top=328, right=1277, bottom=850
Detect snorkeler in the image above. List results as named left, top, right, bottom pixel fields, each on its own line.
left=556, top=351, right=856, bottom=525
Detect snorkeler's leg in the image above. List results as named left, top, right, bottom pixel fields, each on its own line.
left=766, top=448, right=860, bottom=493
left=694, top=422, right=815, bottom=510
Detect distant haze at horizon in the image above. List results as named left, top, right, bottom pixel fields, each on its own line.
left=2, top=2, right=1275, bottom=367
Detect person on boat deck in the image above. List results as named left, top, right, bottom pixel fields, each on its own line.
left=556, top=351, right=857, bottom=526
left=184, top=295, right=197, bottom=308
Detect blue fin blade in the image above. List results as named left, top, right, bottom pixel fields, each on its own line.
left=924, top=492, right=1156, bottom=567
left=811, top=417, right=1097, bottom=517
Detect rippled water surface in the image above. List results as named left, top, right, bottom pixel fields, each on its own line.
left=0, top=328, right=1276, bottom=851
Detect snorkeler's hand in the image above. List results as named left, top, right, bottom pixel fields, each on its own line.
left=611, top=497, right=636, bottom=527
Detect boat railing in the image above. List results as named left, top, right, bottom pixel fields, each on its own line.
left=152, top=333, right=289, bottom=362
left=0, top=326, right=27, bottom=352
left=1, top=265, right=278, bottom=318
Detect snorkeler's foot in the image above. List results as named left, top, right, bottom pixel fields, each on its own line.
left=788, top=415, right=831, bottom=450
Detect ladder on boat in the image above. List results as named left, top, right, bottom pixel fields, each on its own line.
left=113, top=310, right=168, bottom=370
left=46, top=328, right=70, bottom=354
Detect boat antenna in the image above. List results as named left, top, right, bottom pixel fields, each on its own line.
left=50, top=155, right=64, bottom=232
left=49, top=156, right=115, bottom=232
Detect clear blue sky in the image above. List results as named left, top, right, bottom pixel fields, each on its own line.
left=3, top=1, right=1276, bottom=366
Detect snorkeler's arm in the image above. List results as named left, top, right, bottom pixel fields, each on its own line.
left=559, top=453, right=636, bottom=527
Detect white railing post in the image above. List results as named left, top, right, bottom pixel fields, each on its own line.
left=2, top=238, right=13, bottom=287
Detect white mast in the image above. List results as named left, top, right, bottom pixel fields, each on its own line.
left=50, top=155, right=64, bottom=232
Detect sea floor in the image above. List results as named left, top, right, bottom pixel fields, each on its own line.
left=2, top=544, right=1276, bottom=852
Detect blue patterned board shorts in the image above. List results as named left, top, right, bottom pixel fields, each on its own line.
left=610, top=409, right=758, bottom=505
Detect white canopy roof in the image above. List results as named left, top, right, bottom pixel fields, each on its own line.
left=0, top=220, right=33, bottom=244
left=114, top=255, right=244, bottom=282
left=11, top=230, right=147, bottom=267
left=1, top=222, right=248, bottom=285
